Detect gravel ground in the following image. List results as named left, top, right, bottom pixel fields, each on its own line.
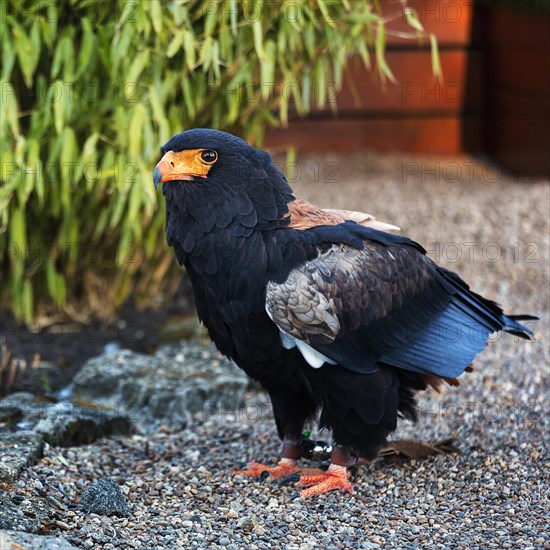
left=9, top=152, right=550, bottom=549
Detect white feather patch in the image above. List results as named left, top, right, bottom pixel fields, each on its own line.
left=278, top=329, right=336, bottom=369
left=279, top=330, right=296, bottom=350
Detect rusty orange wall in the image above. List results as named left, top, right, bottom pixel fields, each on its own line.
left=266, top=0, right=479, bottom=155
left=482, top=4, right=550, bottom=177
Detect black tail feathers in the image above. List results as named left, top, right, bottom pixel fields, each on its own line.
left=503, top=314, right=539, bottom=340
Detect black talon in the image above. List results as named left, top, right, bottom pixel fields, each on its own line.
left=258, top=471, right=270, bottom=482
left=279, top=473, right=301, bottom=486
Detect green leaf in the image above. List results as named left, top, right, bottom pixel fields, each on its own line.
left=82, top=132, right=99, bottom=165
left=149, top=86, right=170, bottom=142
left=22, top=280, right=33, bottom=323
left=60, top=128, right=77, bottom=208
left=82, top=132, right=99, bottom=191
left=279, top=81, right=289, bottom=127
left=229, top=0, right=238, bottom=36
left=2, top=31, right=17, bottom=81
left=126, top=50, right=150, bottom=100
left=261, top=40, right=276, bottom=101
left=285, top=147, right=297, bottom=180
left=12, top=21, right=34, bottom=87
left=44, top=3, right=58, bottom=46
left=150, top=1, right=163, bottom=34
left=430, top=33, right=443, bottom=83
left=375, top=20, right=396, bottom=84
left=166, top=33, right=183, bottom=58
left=93, top=209, right=109, bottom=240
left=304, top=25, right=315, bottom=58
left=61, top=31, right=75, bottom=81
left=127, top=175, right=143, bottom=224
left=29, top=21, right=41, bottom=71
left=357, top=38, right=371, bottom=71
left=182, top=78, right=195, bottom=118
left=128, top=103, right=146, bottom=157
left=204, top=7, right=218, bottom=37
left=114, top=106, right=128, bottom=148
left=302, top=68, right=311, bottom=113
left=2, top=82, right=20, bottom=138
left=119, top=2, right=138, bottom=25
left=9, top=206, right=26, bottom=255
left=318, top=0, right=336, bottom=28
left=110, top=188, right=128, bottom=227
left=405, top=7, right=425, bottom=33
left=253, top=20, right=264, bottom=60
left=182, top=30, right=196, bottom=69
left=24, top=138, right=41, bottom=204
left=201, top=36, right=214, bottom=70
left=45, top=261, right=66, bottom=307
left=51, top=35, right=65, bottom=79
left=52, top=80, right=68, bottom=134
left=313, top=59, right=327, bottom=106
left=76, top=19, right=96, bottom=78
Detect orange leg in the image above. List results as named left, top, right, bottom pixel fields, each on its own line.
left=298, top=463, right=354, bottom=498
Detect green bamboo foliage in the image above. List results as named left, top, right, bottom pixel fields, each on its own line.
left=0, top=0, right=440, bottom=322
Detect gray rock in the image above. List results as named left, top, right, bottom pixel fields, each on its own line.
left=0, top=530, right=78, bottom=549
left=0, top=396, right=133, bottom=447
left=32, top=403, right=133, bottom=447
left=0, top=392, right=39, bottom=431
left=80, top=477, right=130, bottom=516
left=0, top=391, right=36, bottom=404
left=0, top=431, right=43, bottom=482
left=72, top=342, right=248, bottom=430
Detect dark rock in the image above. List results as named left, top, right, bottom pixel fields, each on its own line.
left=0, top=491, right=57, bottom=534
left=80, top=477, right=130, bottom=517
left=72, top=342, right=248, bottom=430
left=0, top=431, right=43, bottom=482
left=0, top=530, right=78, bottom=549
left=21, top=360, right=66, bottom=397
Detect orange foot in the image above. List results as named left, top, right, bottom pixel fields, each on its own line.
left=298, top=464, right=354, bottom=498
left=234, top=457, right=299, bottom=480
left=234, top=458, right=324, bottom=481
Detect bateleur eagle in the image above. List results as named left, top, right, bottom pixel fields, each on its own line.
left=153, top=129, right=536, bottom=498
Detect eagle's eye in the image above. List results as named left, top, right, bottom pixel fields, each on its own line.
left=200, top=150, right=218, bottom=164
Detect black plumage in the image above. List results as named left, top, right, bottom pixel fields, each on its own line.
left=154, top=129, right=536, bottom=495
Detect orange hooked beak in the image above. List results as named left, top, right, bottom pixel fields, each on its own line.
left=153, top=149, right=215, bottom=189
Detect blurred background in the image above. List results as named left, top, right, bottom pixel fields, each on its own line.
left=1, top=0, right=548, bottom=396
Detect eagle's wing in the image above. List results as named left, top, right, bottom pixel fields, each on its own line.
left=266, top=239, right=529, bottom=378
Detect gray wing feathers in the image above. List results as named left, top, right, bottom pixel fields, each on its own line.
left=266, top=243, right=431, bottom=346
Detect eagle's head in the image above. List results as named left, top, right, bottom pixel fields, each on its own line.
left=154, top=128, right=293, bottom=212
left=153, top=129, right=295, bottom=252
left=154, top=129, right=264, bottom=187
